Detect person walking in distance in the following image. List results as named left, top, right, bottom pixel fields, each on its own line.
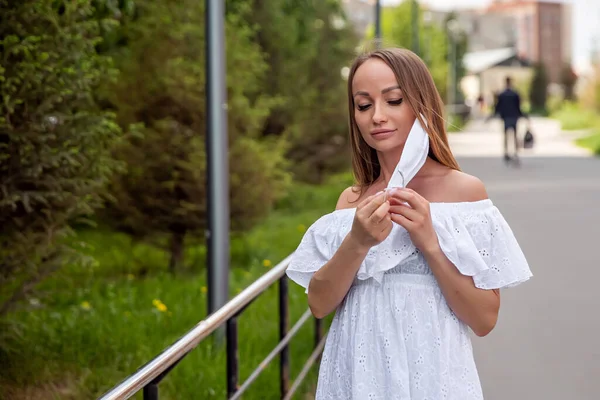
left=494, top=76, right=527, bottom=165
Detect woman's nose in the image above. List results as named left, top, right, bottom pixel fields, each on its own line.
left=372, top=103, right=387, bottom=124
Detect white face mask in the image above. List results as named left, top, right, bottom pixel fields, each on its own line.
left=386, top=116, right=430, bottom=190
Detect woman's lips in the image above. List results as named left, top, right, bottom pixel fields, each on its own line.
left=371, top=129, right=396, bottom=140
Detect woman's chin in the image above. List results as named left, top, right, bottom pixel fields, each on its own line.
left=369, top=139, right=405, bottom=154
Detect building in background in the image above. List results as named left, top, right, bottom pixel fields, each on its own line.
left=461, top=47, right=533, bottom=109
left=424, top=0, right=572, bottom=107
left=483, top=0, right=572, bottom=84
left=341, top=0, right=573, bottom=107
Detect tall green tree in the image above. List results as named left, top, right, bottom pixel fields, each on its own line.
left=444, top=11, right=469, bottom=105
left=560, top=63, right=578, bottom=102
left=366, top=3, right=468, bottom=106
left=102, top=0, right=290, bottom=271
left=369, top=3, right=446, bottom=101
left=246, top=0, right=358, bottom=182
left=529, top=63, right=549, bottom=114
left=0, top=0, right=122, bottom=314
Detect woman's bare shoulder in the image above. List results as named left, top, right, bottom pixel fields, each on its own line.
left=336, top=186, right=363, bottom=210
left=442, top=170, right=488, bottom=202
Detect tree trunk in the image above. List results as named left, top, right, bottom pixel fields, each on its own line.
left=169, top=229, right=186, bottom=274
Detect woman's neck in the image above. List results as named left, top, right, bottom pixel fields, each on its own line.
left=374, top=151, right=439, bottom=189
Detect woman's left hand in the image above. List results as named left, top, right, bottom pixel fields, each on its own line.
left=387, top=188, right=440, bottom=255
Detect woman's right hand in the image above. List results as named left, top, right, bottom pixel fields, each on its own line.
left=348, top=191, right=393, bottom=251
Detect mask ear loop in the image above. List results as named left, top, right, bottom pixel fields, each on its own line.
left=384, top=170, right=404, bottom=201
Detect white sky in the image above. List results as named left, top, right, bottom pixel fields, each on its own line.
left=382, top=0, right=600, bottom=72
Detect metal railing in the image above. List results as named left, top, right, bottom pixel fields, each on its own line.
left=98, top=254, right=326, bottom=400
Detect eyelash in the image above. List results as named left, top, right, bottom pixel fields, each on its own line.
left=357, top=98, right=403, bottom=111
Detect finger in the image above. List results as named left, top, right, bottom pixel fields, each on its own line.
left=370, top=199, right=390, bottom=223
left=390, top=212, right=414, bottom=229
left=389, top=203, right=420, bottom=222
left=360, top=191, right=387, bottom=216
left=388, top=188, right=427, bottom=212
left=379, top=214, right=392, bottom=234
left=356, top=194, right=375, bottom=210
left=357, top=190, right=383, bottom=210
left=387, top=196, right=408, bottom=206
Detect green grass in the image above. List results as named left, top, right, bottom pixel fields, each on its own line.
left=576, top=128, right=600, bottom=155
left=551, top=101, right=599, bottom=131
left=0, top=172, right=354, bottom=400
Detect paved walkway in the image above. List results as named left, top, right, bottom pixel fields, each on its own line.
left=448, top=117, right=592, bottom=158
left=450, top=118, right=599, bottom=400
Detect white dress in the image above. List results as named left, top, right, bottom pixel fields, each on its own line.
left=286, top=199, right=532, bottom=400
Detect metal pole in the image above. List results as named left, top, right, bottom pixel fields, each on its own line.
left=375, top=0, right=381, bottom=48
left=412, top=0, right=420, bottom=55
left=451, top=38, right=457, bottom=118
left=206, top=0, right=229, bottom=337
left=226, top=317, right=239, bottom=397
left=423, top=11, right=432, bottom=65
left=143, top=384, right=158, bottom=400
left=446, top=21, right=457, bottom=130
left=279, top=276, right=290, bottom=398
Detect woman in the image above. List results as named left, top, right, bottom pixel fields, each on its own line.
left=286, top=48, right=532, bottom=399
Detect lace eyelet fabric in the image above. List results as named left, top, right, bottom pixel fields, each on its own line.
left=286, top=199, right=532, bottom=400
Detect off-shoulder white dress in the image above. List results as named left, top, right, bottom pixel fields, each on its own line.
left=286, top=199, right=532, bottom=400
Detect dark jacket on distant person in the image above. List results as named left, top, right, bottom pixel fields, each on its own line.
left=494, top=88, right=524, bottom=121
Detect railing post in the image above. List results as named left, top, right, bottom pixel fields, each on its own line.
left=279, top=275, right=290, bottom=398
left=226, top=317, right=239, bottom=398
left=315, top=317, right=323, bottom=358
left=143, top=383, right=158, bottom=400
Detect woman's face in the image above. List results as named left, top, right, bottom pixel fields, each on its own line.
left=352, top=58, right=416, bottom=153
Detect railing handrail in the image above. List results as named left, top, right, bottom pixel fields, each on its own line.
left=99, top=254, right=295, bottom=400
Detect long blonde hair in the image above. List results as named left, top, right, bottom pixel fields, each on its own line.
left=347, top=48, right=460, bottom=195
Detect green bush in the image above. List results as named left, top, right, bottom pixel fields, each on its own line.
left=529, top=63, right=549, bottom=114
left=248, top=0, right=357, bottom=183
left=100, top=0, right=291, bottom=272
left=576, top=128, right=600, bottom=155
left=0, top=0, right=122, bottom=315
left=551, top=102, right=599, bottom=131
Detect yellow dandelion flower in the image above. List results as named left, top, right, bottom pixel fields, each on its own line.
left=152, top=299, right=161, bottom=307
left=297, top=224, right=306, bottom=233
left=80, top=301, right=91, bottom=310
left=155, top=302, right=168, bottom=313
left=263, top=259, right=272, bottom=268
left=200, top=286, right=208, bottom=294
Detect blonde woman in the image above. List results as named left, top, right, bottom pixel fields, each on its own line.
left=286, top=48, right=532, bottom=399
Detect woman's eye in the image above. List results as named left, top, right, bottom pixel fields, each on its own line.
left=388, top=98, right=403, bottom=106
left=357, top=104, right=371, bottom=111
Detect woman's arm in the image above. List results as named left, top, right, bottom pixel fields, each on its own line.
left=308, top=190, right=391, bottom=319
left=388, top=184, right=500, bottom=337
left=422, top=248, right=500, bottom=337
left=308, top=234, right=370, bottom=318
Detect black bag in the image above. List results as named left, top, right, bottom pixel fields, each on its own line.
left=523, top=127, right=534, bottom=149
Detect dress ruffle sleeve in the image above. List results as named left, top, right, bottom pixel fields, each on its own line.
left=286, top=200, right=532, bottom=292
left=433, top=200, right=532, bottom=289
left=286, top=213, right=339, bottom=293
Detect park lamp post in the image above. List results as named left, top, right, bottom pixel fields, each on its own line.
left=375, top=0, right=382, bottom=48
left=206, top=0, right=229, bottom=340
left=446, top=18, right=461, bottom=129
left=423, top=10, right=433, bottom=66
